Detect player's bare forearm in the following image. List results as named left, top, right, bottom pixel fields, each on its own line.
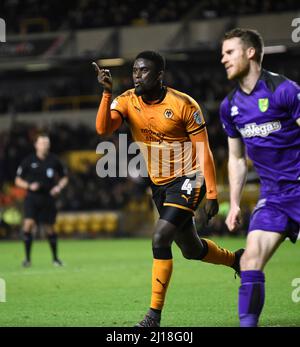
left=228, top=155, right=247, bottom=207
left=226, top=138, right=247, bottom=232
left=227, top=137, right=247, bottom=207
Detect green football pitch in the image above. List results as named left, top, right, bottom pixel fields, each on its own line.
left=0, top=237, right=299, bottom=327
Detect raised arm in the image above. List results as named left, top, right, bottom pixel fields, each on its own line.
left=226, top=137, right=247, bottom=232
left=92, top=62, right=123, bottom=135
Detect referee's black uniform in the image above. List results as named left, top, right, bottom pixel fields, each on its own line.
left=16, top=152, right=68, bottom=266
left=17, top=153, right=67, bottom=224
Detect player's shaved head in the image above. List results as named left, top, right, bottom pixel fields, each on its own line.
left=135, top=51, right=165, bottom=73
left=222, top=28, right=264, bottom=64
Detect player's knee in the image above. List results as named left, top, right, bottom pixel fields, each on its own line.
left=180, top=248, right=202, bottom=260
left=240, top=250, right=263, bottom=271
left=44, top=227, right=55, bottom=236
left=181, top=250, right=193, bottom=259
left=152, top=230, right=173, bottom=248
left=182, top=252, right=196, bottom=260
left=153, top=219, right=177, bottom=247
left=23, top=232, right=33, bottom=242
left=23, top=219, right=35, bottom=232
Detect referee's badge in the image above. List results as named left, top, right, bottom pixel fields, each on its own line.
left=164, top=109, right=173, bottom=119
left=47, top=168, right=54, bottom=178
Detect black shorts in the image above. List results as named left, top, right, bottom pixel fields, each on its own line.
left=151, top=174, right=206, bottom=225
left=24, top=193, right=57, bottom=225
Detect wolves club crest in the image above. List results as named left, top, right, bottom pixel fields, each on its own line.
left=164, top=109, right=173, bottom=119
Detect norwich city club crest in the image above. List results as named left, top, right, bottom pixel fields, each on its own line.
left=258, top=98, right=269, bottom=112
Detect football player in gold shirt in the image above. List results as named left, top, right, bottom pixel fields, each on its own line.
left=93, top=51, right=243, bottom=327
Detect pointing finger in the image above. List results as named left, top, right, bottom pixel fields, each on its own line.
left=92, top=61, right=100, bottom=73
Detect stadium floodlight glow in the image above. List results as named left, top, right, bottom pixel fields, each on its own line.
left=264, top=45, right=287, bottom=54
left=97, top=58, right=125, bottom=67
left=26, top=63, right=51, bottom=71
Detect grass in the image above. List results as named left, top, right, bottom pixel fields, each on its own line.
left=0, top=237, right=299, bottom=327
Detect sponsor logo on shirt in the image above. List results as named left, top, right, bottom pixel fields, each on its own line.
left=141, top=128, right=165, bottom=143
left=31, top=163, right=38, bottom=168
left=239, top=121, right=281, bottom=138
left=231, top=105, right=239, bottom=116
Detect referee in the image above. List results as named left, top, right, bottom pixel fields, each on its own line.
left=15, top=133, right=68, bottom=267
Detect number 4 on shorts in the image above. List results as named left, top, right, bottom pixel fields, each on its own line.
left=181, top=179, right=193, bottom=195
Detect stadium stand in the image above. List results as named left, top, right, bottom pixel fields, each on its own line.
left=1, top=0, right=299, bottom=34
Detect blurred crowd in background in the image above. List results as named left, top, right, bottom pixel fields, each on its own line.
left=1, top=0, right=299, bottom=33
left=0, top=121, right=148, bottom=210
left=0, top=53, right=299, bottom=115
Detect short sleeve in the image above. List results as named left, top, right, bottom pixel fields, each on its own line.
left=184, top=100, right=206, bottom=135
left=219, top=97, right=241, bottom=138
left=110, top=91, right=130, bottom=119
left=278, top=80, right=300, bottom=122
left=16, top=158, right=29, bottom=178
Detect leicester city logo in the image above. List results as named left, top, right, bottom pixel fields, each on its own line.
left=258, top=98, right=269, bottom=112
